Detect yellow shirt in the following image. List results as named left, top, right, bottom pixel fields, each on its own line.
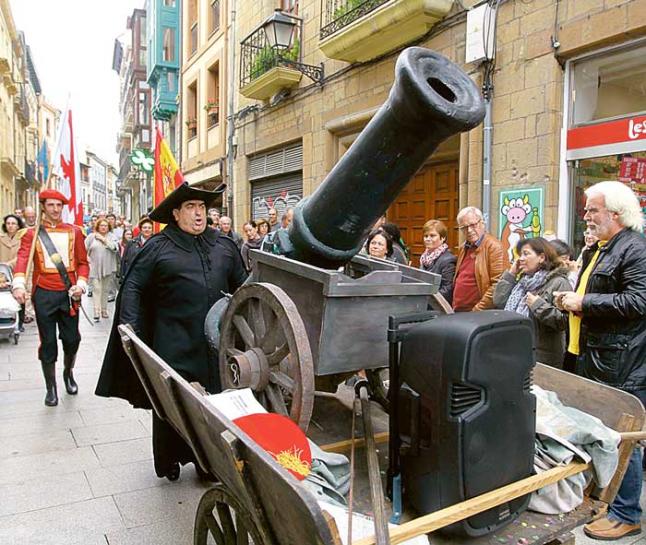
left=568, top=241, right=606, bottom=355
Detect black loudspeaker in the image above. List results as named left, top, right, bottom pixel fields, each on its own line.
left=398, top=310, right=536, bottom=536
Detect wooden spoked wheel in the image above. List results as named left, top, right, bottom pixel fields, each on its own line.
left=194, top=485, right=266, bottom=545
left=219, top=282, right=315, bottom=432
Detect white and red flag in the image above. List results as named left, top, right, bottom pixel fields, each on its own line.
left=52, top=107, right=83, bottom=226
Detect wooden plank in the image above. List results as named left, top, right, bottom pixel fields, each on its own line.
left=321, top=432, right=390, bottom=454
left=351, top=462, right=591, bottom=545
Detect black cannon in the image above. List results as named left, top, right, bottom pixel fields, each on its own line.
left=210, top=47, right=485, bottom=431
left=288, top=47, right=485, bottom=268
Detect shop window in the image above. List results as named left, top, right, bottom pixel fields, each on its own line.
left=570, top=152, right=646, bottom=254
left=571, top=44, right=646, bottom=126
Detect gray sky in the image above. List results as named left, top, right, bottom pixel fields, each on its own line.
left=10, top=0, right=143, bottom=166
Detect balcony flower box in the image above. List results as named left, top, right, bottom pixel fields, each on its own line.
left=319, top=0, right=453, bottom=63
left=240, top=66, right=302, bottom=101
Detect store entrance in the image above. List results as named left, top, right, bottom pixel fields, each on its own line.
left=570, top=152, right=646, bottom=255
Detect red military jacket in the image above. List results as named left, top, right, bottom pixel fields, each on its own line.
left=13, top=221, right=89, bottom=293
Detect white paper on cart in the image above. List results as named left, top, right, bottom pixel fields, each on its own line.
left=318, top=501, right=429, bottom=545
left=204, top=388, right=268, bottom=421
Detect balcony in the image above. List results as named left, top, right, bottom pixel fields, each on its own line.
left=239, top=23, right=302, bottom=101
left=0, top=57, right=9, bottom=74
left=15, top=87, right=30, bottom=125
left=3, top=73, right=17, bottom=95
left=319, top=0, right=453, bottom=63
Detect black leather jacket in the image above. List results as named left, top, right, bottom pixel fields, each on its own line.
left=577, top=228, right=646, bottom=394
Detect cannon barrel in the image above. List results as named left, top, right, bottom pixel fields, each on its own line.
left=288, top=47, right=485, bottom=269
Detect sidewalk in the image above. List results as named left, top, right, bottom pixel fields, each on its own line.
left=0, top=298, right=209, bottom=545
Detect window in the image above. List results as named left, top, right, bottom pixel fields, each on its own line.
left=209, top=0, right=220, bottom=35
left=571, top=43, right=646, bottom=127
left=46, top=118, right=50, bottom=137
left=138, top=91, right=149, bottom=126
left=163, top=0, right=176, bottom=6
left=281, top=0, right=298, bottom=13
left=207, top=63, right=220, bottom=128
left=189, top=0, right=198, bottom=55
left=162, top=27, right=175, bottom=62
left=187, top=81, right=198, bottom=139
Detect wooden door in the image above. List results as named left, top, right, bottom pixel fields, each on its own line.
left=388, top=161, right=459, bottom=266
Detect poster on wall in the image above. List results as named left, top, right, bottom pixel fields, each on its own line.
left=618, top=156, right=646, bottom=224
left=498, top=187, right=544, bottom=264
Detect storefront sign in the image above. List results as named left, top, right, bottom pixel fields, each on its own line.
left=566, top=115, right=646, bottom=161
left=568, top=115, right=646, bottom=149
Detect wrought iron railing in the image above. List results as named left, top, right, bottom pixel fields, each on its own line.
left=239, top=23, right=302, bottom=87
left=320, top=0, right=390, bottom=40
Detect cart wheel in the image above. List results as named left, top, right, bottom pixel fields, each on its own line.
left=219, top=282, right=315, bottom=432
left=366, top=367, right=389, bottom=411
left=194, top=484, right=266, bottom=545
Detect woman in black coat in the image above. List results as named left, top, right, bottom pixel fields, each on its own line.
left=419, top=219, right=456, bottom=304
left=120, top=217, right=154, bottom=279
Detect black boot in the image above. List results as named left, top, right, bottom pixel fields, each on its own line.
left=41, top=361, right=58, bottom=406
left=63, top=353, right=78, bottom=395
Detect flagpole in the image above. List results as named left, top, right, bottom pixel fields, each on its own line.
left=23, top=108, right=65, bottom=291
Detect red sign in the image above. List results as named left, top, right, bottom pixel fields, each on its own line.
left=619, top=157, right=646, bottom=182
left=567, top=115, right=646, bottom=150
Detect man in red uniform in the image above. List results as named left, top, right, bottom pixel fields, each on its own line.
left=12, top=189, right=89, bottom=406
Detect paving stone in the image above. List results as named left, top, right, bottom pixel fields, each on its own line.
left=0, top=410, right=84, bottom=437
left=0, top=388, right=44, bottom=404
left=105, top=517, right=194, bottom=545
left=0, top=446, right=99, bottom=485
left=0, top=496, right=123, bottom=544
left=79, top=406, right=149, bottom=427
left=0, top=378, right=43, bottom=392
left=113, top=478, right=209, bottom=528
left=0, top=471, right=93, bottom=516
left=71, top=419, right=149, bottom=447
left=85, top=459, right=169, bottom=497
left=93, top=437, right=153, bottom=467
left=0, top=429, right=76, bottom=459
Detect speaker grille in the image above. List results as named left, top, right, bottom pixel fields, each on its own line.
left=523, top=371, right=533, bottom=392
left=450, top=383, right=483, bottom=417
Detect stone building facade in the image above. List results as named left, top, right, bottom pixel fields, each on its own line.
left=229, top=0, right=646, bottom=263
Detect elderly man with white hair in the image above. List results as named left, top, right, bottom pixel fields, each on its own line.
left=452, top=206, right=504, bottom=311
left=555, top=180, right=646, bottom=540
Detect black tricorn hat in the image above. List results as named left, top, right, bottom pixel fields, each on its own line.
left=149, top=182, right=225, bottom=224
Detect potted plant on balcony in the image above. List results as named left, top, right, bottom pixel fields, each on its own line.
left=203, top=99, right=219, bottom=115
left=185, top=117, right=197, bottom=130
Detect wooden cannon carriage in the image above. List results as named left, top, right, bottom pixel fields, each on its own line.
left=120, top=323, right=646, bottom=545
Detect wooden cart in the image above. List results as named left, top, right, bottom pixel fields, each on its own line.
left=119, top=324, right=645, bottom=545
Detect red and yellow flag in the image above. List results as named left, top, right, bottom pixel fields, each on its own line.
left=153, top=127, right=184, bottom=231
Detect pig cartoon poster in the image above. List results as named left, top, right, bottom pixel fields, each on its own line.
left=498, top=187, right=544, bottom=264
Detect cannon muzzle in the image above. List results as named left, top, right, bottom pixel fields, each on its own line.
left=288, top=47, right=485, bottom=268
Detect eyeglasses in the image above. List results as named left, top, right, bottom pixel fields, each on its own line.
left=456, top=219, right=482, bottom=232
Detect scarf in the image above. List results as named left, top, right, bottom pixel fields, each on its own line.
left=504, top=269, right=548, bottom=317
left=420, top=243, right=448, bottom=270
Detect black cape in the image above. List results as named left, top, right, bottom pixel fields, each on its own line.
left=95, top=223, right=248, bottom=409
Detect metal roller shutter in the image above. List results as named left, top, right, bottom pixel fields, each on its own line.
left=249, top=143, right=303, bottom=221
left=251, top=173, right=302, bottom=221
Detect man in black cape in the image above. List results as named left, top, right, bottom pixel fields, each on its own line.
left=95, top=182, right=247, bottom=480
